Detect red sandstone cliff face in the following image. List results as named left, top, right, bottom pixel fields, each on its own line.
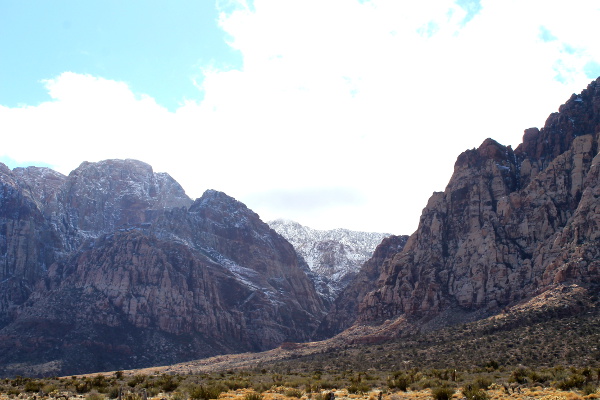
left=357, top=78, right=600, bottom=327
left=0, top=161, right=325, bottom=376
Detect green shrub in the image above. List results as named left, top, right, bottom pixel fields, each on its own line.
left=511, top=367, right=529, bottom=385
left=107, top=386, right=121, bottom=399
left=158, top=375, right=179, bottom=392
left=127, top=375, right=146, bottom=388
left=251, top=382, right=270, bottom=393
left=244, top=392, right=263, bottom=400
left=42, top=384, right=58, bottom=394
left=347, top=383, right=370, bottom=394
left=188, top=385, right=225, bottom=400
left=223, top=379, right=250, bottom=390
left=472, top=376, right=492, bottom=390
left=556, top=374, right=586, bottom=390
left=92, top=375, right=108, bottom=389
left=172, top=391, right=188, bottom=400
left=387, top=375, right=410, bottom=391
left=24, top=380, right=41, bottom=392
left=462, top=386, right=488, bottom=400
left=285, top=389, right=303, bottom=398
left=432, top=386, right=455, bottom=400
left=76, top=381, right=92, bottom=394
left=86, top=392, right=106, bottom=400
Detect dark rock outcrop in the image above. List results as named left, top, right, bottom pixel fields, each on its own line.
left=357, top=77, right=600, bottom=328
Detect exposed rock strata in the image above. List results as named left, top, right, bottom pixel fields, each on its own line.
left=357, top=78, right=600, bottom=327
left=0, top=160, right=325, bottom=376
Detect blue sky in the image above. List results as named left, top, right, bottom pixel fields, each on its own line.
left=1, top=0, right=600, bottom=233
left=0, top=1, right=241, bottom=110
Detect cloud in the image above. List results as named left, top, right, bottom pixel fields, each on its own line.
left=1, top=1, right=599, bottom=233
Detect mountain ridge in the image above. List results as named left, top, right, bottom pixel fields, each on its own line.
left=0, top=160, right=326, bottom=377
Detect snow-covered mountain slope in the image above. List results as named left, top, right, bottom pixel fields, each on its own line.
left=268, top=219, right=393, bottom=298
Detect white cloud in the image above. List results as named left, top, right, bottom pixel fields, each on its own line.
left=1, top=1, right=599, bottom=234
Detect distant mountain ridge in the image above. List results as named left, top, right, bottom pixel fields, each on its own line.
left=268, top=219, right=394, bottom=301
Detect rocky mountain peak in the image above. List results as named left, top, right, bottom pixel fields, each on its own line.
left=357, top=77, right=600, bottom=329
left=0, top=160, right=327, bottom=376
left=61, top=159, right=192, bottom=234
left=516, top=78, right=600, bottom=163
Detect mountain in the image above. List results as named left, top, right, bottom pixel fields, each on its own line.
left=268, top=219, right=396, bottom=303
left=0, top=159, right=325, bottom=377
left=351, top=77, right=600, bottom=332
left=315, top=234, right=408, bottom=339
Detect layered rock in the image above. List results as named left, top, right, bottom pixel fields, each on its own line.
left=0, top=161, right=325, bottom=376
left=0, top=166, right=65, bottom=327
left=358, top=77, right=600, bottom=327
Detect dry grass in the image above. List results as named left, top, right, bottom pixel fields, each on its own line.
left=0, top=385, right=597, bottom=400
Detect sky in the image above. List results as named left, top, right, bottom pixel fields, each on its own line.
left=1, top=0, right=600, bottom=235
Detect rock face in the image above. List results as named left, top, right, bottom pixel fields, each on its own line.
left=315, top=234, right=408, bottom=338
left=268, top=219, right=393, bottom=303
left=0, top=160, right=325, bottom=376
left=357, top=78, right=600, bottom=328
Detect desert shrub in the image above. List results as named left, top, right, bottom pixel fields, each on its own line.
left=127, top=375, right=146, bottom=388
left=582, top=384, right=598, bottom=396
left=86, top=392, right=106, bottom=400
left=188, top=384, right=225, bottom=400
left=314, top=392, right=337, bottom=400
left=172, top=391, right=188, bottom=400
left=251, top=382, right=270, bottom=393
left=122, top=392, right=143, bottom=400
left=285, top=388, right=303, bottom=398
left=510, top=367, right=529, bottom=385
left=24, top=380, right=42, bottom=392
left=347, top=383, right=370, bottom=394
left=557, top=374, right=586, bottom=390
left=484, top=360, right=499, bottom=370
left=76, top=381, right=92, bottom=394
left=107, top=386, right=121, bottom=399
left=115, top=371, right=124, bottom=380
left=157, top=375, right=179, bottom=392
left=42, top=384, right=58, bottom=394
left=92, top=375, right=108, bottom=389
left=432, top=386, right=455, bottom=400
left=414, top=378, right=443, bottom=390
left=473, top=376, right=492, bottom=390
left=223, top=379, right=250, bottom=390
left=388, top=375, right=410, bottom=391
left=318, top=380, right=336, bottom=390
left=244, top=392, right=263, bottom=400
left=462, top=386, right=489, bottom=400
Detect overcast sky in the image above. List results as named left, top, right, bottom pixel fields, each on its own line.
left=1, top=0, right=599, bottom=234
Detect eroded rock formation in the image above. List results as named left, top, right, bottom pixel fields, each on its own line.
left=0, top=160, right=325, bottom=376
left=356, top=78, right=600, bottom=327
